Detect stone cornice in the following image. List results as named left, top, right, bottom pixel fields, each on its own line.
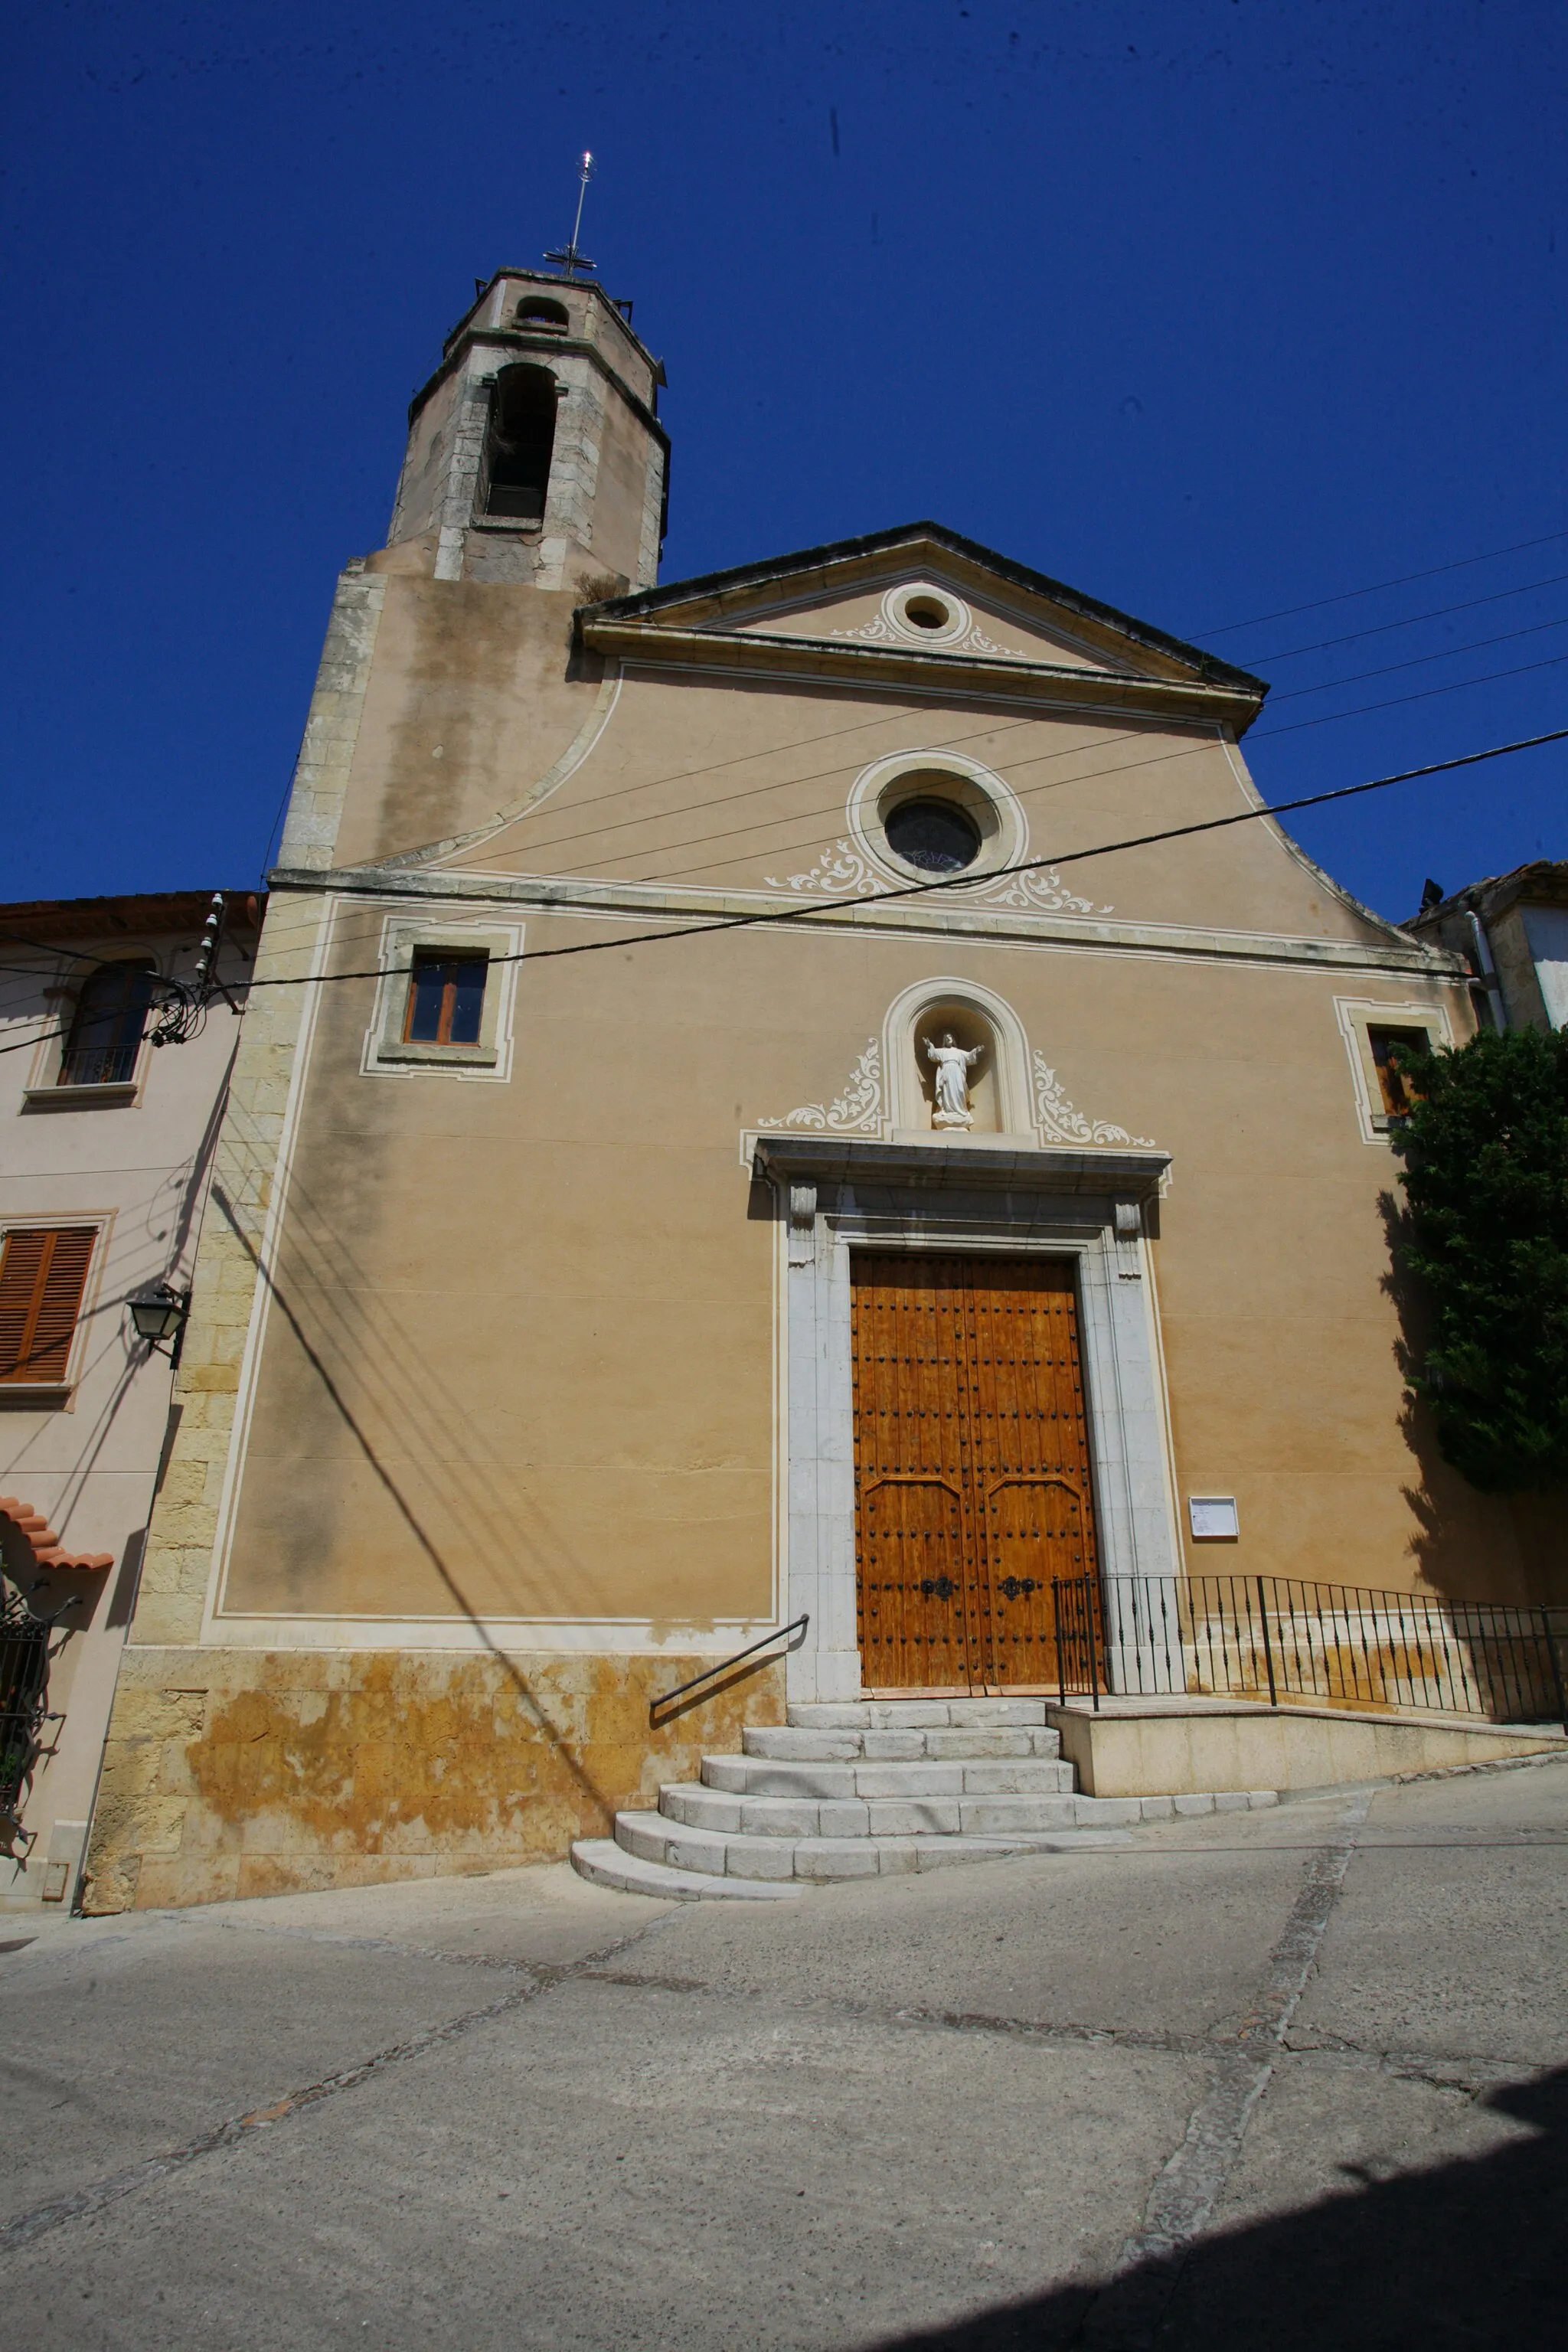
left=577, top=619, right=1266, bottom=732
left=751, top=1132, right=1171, bottom=1199
left=581, top=521, right=1266, bottom=697
left=270, top=864, right=1466, bottom=982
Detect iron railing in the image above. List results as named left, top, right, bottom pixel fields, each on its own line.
left=649, top=1615, right=808, bottom=1726
left=1053, top=1573, right=1568, bottom=1729
left=57, top=1042, right=140, bottom=1088
left=1, top=1591, right=61, bottom=1838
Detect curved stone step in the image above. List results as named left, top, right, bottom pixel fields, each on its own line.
left=743, top=1724, right=1063, bottom=1763
left=570, top=1838, right=805, bottom=1901
left=615, top=1809, right=1136, bottom=1883
left=665, top=1785, right=1089, bottom=1838
left=788, top=1697, right=1052, bottom=1730
left=706, top=1754, right=1075, bottom=1799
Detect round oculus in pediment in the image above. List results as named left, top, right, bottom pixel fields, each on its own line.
left=882, top=583, right=971, bottom=647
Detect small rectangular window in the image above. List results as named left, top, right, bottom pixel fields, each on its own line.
left=403, top=952, right=488, bottom=1047
left=1368, top=1026, right=1429, bottom=1119
left=0, top=1227, right=95, bottom=1385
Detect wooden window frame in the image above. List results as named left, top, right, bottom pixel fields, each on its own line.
left=1367, top=1024, right=1432, bottom=1122
left=401, top=952, right=488, bottom=1048
left=0, top=1223, right=100, bottom=1396
left=1334, top=999, right=1452, bottom=1142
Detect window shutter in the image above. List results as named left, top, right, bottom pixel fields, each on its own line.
left=0, top=1228, right=96, bottom=1383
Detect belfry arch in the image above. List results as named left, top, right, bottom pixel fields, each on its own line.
left=479, top=364, right=560, bottom=522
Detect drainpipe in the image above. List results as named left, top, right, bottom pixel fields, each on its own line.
left=1465, top=900, right=1507, bottom=1031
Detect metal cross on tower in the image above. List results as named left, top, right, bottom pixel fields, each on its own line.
left=544, top=152, right=596, bottom=279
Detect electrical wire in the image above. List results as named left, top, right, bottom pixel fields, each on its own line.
left=235, top=725, right=1568, bottom=992
left=508, top=647, right=1568, bottom=892
left=1194, top=527, right=1568, bottom=637
left=230, top=536, right=1568, bottom=897
left=441, top=624, right=1568, bottom=888
left=0, top=1021, right=70, bottom=1059
left=1263, top=613, right=1568, bottom=703
left=18, top=548, right=1561, bottom=993
left=1248, top=570, right=1568, bottom=666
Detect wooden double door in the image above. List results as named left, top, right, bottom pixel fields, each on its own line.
left=851, top=1253, right=1100, bottom=1691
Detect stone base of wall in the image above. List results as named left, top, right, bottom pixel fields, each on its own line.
left=82, top=1645, right=786, bottom=1913
left=1048, top=1697, right=1566, bottom=1798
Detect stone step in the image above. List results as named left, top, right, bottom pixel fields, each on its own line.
left=703, top=1755, right=1076, bottom=1800
left=664, top=1785, right=1088, bottom=1838
left=743, top=1725, right=1063, bottom=1763
left=788, top=1697, right=1052, bottom=1730
left=570, top=1838, right=804, bottom=1902
left=613, top=1811, right=1136, bottom=1883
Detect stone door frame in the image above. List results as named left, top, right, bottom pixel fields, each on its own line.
left=752, top=1135, right=1181, bottom=1704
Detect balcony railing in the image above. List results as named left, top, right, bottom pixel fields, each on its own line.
left=57, top=1042, right=139, bottom=1087
left=1052, top=1573, right=1568, bottom=1729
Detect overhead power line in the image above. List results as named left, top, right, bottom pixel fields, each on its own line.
left=237, top=725, right=1568, bottom=991
left=1250, top=570, right=1568, bottom=666
left=1196, top=528, right=1568, bottom=639
left=511, top=645, right=1568, bottom=893
left=432, top=629, right=1568, bottom=893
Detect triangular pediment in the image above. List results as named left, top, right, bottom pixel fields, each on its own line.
left=575, top=522, right=1265, bottom=720
left=724, top=576, right=1126, bottom=672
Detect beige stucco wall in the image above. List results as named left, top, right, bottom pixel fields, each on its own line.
left=200, top=892, right=1549, bottom=1628
left=82, top=513, right=1566, bottom=1909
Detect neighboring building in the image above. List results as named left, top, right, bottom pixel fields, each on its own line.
left=77, top=264, right=1563, bottom=1913
left=1409, top=861, right=1568, bottom=1031
left=0, top=892, right=260, bottom=1906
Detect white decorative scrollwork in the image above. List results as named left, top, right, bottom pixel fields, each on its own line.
left=1032, top=1052, right=1155, bottom=1148
left=829, top=613, right=897, bottom=645
left=828, top=612, right=1031, bottom=659
left=981, top=867, right=1111, bottom=916
left=758, top=1038, right=884, bottom=1133
left=764, top=838, right=877, bottom=895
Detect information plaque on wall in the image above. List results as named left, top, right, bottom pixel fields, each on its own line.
left=1188, top=1494, right=1240, bottom=1540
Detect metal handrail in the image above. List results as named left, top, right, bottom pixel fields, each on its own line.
left=649, top=1614, right=808, bottom=1723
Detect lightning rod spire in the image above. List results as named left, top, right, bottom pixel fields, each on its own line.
left=544, top=151, right=597, bottom=279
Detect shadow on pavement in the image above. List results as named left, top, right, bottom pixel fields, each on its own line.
left=866, top=2066, right=1568, bottom=2350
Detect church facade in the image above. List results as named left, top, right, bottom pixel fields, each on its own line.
left=82, top=267, right=1558, bottom=1909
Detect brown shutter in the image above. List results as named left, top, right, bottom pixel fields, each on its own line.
left=0, top=1228, right=96, bottom=1383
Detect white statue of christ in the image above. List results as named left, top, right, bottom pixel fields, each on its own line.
left=926, top=1031, right=984, bottom=1129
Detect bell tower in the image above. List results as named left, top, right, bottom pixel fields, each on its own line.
left=385, top=267, right=668, bottom=594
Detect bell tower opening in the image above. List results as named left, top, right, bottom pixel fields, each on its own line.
left=385, top=263, right=669, bottom=590
left=481, top=365, right=559, bottom=522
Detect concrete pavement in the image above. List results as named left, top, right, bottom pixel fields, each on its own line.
left=2, top=1756, right=1564, bottom=2349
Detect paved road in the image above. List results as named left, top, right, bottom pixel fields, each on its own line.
left=2, top=1757, right=1565, bottom=2349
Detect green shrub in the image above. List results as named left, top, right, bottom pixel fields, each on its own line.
left=1390, top=1024, right=1568, bottom=1491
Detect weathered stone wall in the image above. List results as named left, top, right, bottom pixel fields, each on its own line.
left=83, top=1648, right=784, bottom=1911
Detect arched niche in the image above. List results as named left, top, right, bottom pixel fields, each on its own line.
left=882, top=977, right=1034, bottom=1138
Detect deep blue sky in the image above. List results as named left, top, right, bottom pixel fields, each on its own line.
left=4, top=1, right=1565, bottom=918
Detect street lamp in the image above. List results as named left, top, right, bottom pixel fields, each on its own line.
left=129, top=1283, right=190, bottom=1359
